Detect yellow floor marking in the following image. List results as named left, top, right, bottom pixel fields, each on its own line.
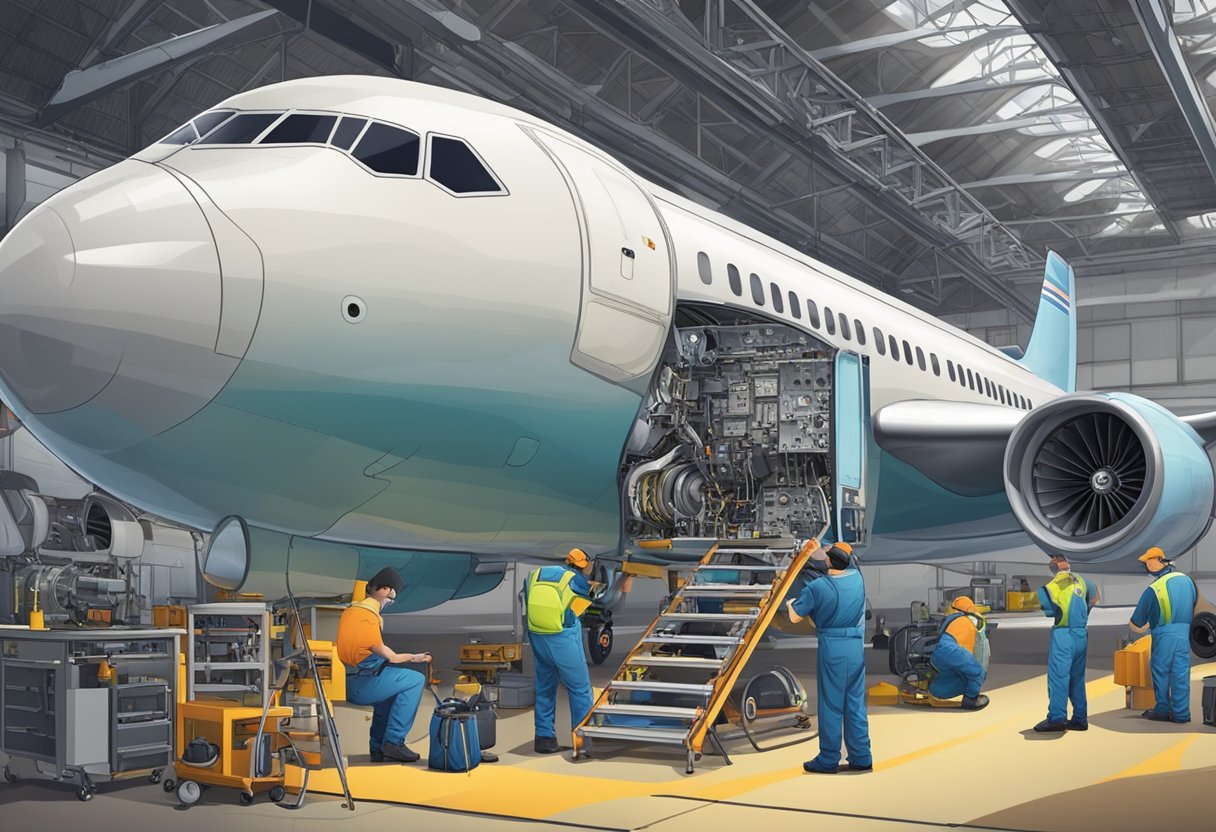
left=1097, top=736, right=1199, bottom=783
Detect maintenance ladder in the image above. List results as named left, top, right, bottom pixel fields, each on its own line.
left=572, top=538, right=817, bottom=773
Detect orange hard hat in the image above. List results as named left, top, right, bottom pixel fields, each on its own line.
left=951, top=596, right=977, bottom=613
left=566, top=548, right=590, bottom=569
left=1138, top=547, right=1166, bottom=564
left=833, top=542, right=853, bottom=555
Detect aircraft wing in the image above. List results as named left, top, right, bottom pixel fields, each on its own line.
left=1183, top=411, right=1216, bottom=446
left=873, top=400, right=1025, bottom=497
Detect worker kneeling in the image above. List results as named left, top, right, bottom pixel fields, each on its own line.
left=338, top=567, right=432, bottom=763
left=928, top=597, right=989, bottom=710
left=526, top=548, right=596, bottom=754
left=786, top=541, right=873, bottom=774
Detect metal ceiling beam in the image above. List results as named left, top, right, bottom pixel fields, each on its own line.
left=37, top=9, right=283, bottom=127
left=1130, top=0, right=1216, bottom=189
left=906, top=107, right=1089, bottom=145
left=961, top=171, right=1129, bottom=189
left=809, top=25, right=1023, bottom=60
left=868, top=76, right=1050, bottom=108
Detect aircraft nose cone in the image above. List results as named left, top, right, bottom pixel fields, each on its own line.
left=0, top=160, right=236, bottom=450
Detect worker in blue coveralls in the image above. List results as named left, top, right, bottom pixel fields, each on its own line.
left=1130, top=547, right=1197, bottom=723
left=1034, top=554, right=1098, bottom=732
left=786, top=540, right=872, bottom=774
left=525, top=547, right=596, bottom=753
left=928, top=596, right=989, bottom=710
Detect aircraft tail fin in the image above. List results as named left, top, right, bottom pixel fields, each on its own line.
left=1019, top=250, right=1077, bottom=392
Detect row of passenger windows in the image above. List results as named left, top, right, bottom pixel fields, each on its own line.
left=162, top=110, right=504, bottom=195
left=696, top=252, right=1034, bottom=410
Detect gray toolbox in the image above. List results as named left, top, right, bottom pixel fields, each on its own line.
left=488, top=671, right=534, bottom=709
left=1203, top=676, right=1216, bottom=726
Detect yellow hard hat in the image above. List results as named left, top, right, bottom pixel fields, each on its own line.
left=566, top=548, right=590, bottom=569
left=1138, top=547, right=1166, bottom=564
left=951, top=596, right=977, bottom=614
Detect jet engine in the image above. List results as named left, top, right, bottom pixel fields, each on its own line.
left=1004, top=392, right=1214, bottom=563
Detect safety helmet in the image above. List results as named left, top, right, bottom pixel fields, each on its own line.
left=826, top=542, right=853, bottom=570
left=951, top=596, right=977, bottom=614
left=566, top=548, right=590, bottom=569
left=1138, top=546, right=1166, bottom=564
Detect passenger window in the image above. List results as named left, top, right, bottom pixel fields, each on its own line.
left=855, top=320, right=866, bottom=346
left=825, top=307, right=837, bottom=335
left=330, top=117, right=367, bottom=150
left=889, top=334, right=899, bottom=360
left=915, top=346, right=926, bottom=371
left=947, top=359, right=956, bottom=382
left=1027, top=398, right=1034, bottom=409
left=874, top=327, right=885, bottom=355
left=728, top=264, right=742, bottom=296
left=902, top=340, right=913, bottom=365
left=788, top=291, right=802, bottom=319
left=966, top=368, right=975, bottom=390
left=429, top=136, right=503, bottom=193
left=197, top=112, right=281, bottom=144
left=999, top=386, right=1007, bottom=405
left=261, top=114, right=337, bottom=144
left=698, top=252, right=713, bottom=285
left=353, top=122, right=420, bottom=175
left=750, top=273, right=765, bottom=305
left=930, top=353, right=940, bottom=376
left=770, top=283, right=784, bottom=313
left=807, top=299, right=821, bottom=329
left=838, top=313, right=851, bottom=341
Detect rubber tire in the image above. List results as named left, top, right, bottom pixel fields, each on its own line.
left=1191, top=611, right=1216, bottom=660
left=3, top=767, right=17, bottom=784
left=269, top=785, right=286, bottom=803
left=76, top=786, right=93, bottom=802
left=587, top=625, right=613, bottom=665
left=162, top=778, right=175, bottom=793
left=178, top=780, right=201, bottom=806
left=149, top=769, right=162, bottom=785
left=239, top=791, right=255, bottom=805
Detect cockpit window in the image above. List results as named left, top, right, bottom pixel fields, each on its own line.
left=260, top=113, right=337, bottom=145
left=197, top=112, right=282, bottom=145
left=159, top=109, right=235, bottom=145
left=162, top=124, right=197, bottom=145
left=330, top=117, right=367, bottom=150
left=194, top=110, right=236, bottom=138
left=352, top=122, right=420, bottom=176
left=427, top=135, right=504, bottom=194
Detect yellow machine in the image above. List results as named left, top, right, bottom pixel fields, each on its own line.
left=458, top=641, right=524, bottom=682
left=170, top=700, right=292, bottom=806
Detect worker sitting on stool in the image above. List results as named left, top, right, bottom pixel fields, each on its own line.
left=786, top=540, right=872, bottom=774
left=1034, top=554, right=1098, bottom=732
left=526, top=548, right=596, bottom=754
left=929, top=596, right=989, bottom=710
left=1130, top=547, right=1198, bottom=723
left=338, top=567, right=431, bottom=763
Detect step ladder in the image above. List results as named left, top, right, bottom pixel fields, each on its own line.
left=572, top=537, right=819, bottom=773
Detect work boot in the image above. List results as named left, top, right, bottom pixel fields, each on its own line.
left=845, top=762, right=873, bottom=772
left=1141, top=710, right=1172, bottom=722
left=1033, top=719, right=1067, bottom=733
left=369, top=748, right=384, bottom=763
left=960, top=694, right=989, bottom=710
left=380, top=742, right=420, bottom=763
left=1066, top=719, right=1088, bottom=731
left=802, top=759, right=838, bottom=774
left=480, top=751, right=499, bottom=763
left=534, top=736, right=560, bottom=754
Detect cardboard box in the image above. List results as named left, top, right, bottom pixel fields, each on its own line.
left=1126, top=686, right=1155, bottom=710
left=1114, top=636, right=1152, bottom=688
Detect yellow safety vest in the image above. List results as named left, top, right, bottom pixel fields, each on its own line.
left=526, top=568, right=578, bottom=634
left=1045, top=573, right=1088, bottom=628
left=1150, top=572, right=1186, bottom=625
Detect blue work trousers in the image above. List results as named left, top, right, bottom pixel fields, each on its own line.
left=929, top=638, right=985, bottom=700
left=812, top=631, right=872, bottom=769
left=1150, top=623, right=1192, bottom=721
left=345, top=656, right=425, bottom=752
left=1046, top=627, right=1088, bottom=722
left=529, top=626, right=594, bottom=739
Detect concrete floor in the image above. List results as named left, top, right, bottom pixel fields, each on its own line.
left=2, top=614, right=1214, bottom=832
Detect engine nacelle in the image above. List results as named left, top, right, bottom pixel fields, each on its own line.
left=1004, top=393, right=1214, bottom=562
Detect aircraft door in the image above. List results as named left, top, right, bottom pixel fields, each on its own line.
left=834, top=350, right=869, bottom=545
left=529, top=130, right=674, bottom=383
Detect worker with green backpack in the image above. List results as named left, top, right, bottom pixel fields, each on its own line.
left=525, top=548, right=597, bottom=754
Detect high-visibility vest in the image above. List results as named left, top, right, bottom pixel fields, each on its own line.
left=1150, top=572, right=1187, bottom=625
left=1045, top=573, right=1088, bottom=628
left=526, top=568, right=577, bottom=634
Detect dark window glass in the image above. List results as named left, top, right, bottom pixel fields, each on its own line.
left=353, top=122, right=420, bottom=175
left=1022, top=395, right=1029, bottom=409
left=193, top=110, right=234, bottom=137
left=915, top=346, right=926, bottom=371
left=770, top=283, right=784, bottom=313
left=947, top=360, right=956, bottom=382
left=825, top=307, right=836, bottom=335
left=162, top=124, right=196, bottom=145
left=902, top=340, right=913, bottom=365
left=430, top=136, right=501, bottom=192
left=931, top=353, right=940, bottom=376
left=985, top=379, right=994, bottom=398
left=750, top=273, right=765, bottom=305
left=261, top=113, right=336, bottom=144
left=966, top=368, right=975, bottom=390
left=807, top=299, right=820, bottom=328
left=855, top=320, right=866, bottom=346
left=1027, top=398, right=1033, bottom=409
left=198, top=112, right=281, bottom=144
left=728, top=264, right=742, bottom=296
left=697, top=252, right=713, bottom=285
left=838, top=313, right=851, bottom=341
left=999, top=386, right=1007, bottom=405
left=889, top=334, right=899, bottom=360
left=874, top=328, right=885, bottom=355
left=789, top=291, right=801, bottom=318
left=331, top=116, right=367, bottom=150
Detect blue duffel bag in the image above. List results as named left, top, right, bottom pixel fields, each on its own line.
left=428, top=696, right=481, bottom=773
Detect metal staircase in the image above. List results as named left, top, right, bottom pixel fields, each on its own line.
left=572, top=537, right=818, bottom=773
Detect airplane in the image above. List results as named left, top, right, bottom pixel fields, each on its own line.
left=1, top=75, right=1215, bottom=650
